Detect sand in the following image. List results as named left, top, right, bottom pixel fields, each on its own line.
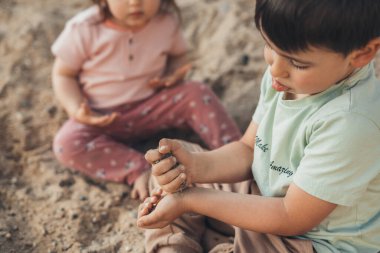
left=0, top=0, right=379, bottom=252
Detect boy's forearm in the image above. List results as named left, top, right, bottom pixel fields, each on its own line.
left=183, top=187, right=301, bottom=236
left=192, top=140, right=253, bottom=184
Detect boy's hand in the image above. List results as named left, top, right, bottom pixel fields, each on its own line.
left=148, top=63, right=192, bottom=89
left=145, top=139, right=195, bottom=193
left=74, top=103, right=118, bottom=127
left=137, top=190, right=187, bottom=229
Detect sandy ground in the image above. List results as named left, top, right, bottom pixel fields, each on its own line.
left=0, top=0, right=379, bottom=252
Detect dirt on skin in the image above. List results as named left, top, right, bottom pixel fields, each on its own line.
left=0, top=0, right=379, bottom=252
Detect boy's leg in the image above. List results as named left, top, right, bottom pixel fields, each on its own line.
left=144, top=177, right=240, bottom=253
left=144, top=179, right=314, bottom=253
left=144, top=172, right=205, bottom=253
left=53, top=119, right=150, bottom=184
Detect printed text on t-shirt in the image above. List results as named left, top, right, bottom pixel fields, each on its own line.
left=255, top=136, right=269, bottom=152
left=269, top=161, right=293, bottom=178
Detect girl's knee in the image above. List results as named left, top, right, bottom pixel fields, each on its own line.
left=52, top=132, right=85, bottom=165
left=182, top=82, right=215, bottom=100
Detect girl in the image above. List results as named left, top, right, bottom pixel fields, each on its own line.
left=51, top=0, right=241, bottom=200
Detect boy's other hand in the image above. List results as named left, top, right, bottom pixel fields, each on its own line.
left=148, top=63, right=192, bottom=89
left=137, top=190, right=186, bottom=229
left=145, top=138, right=195, bottom=193
left=74, top=103, right=118, bottom=127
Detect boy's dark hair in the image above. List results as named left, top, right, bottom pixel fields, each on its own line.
left=92, top=0, right=181, bottom=23
left=254, top=0, right=380, bottom=55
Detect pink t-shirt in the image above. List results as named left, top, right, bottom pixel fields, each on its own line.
left=52, top=6, right=188, bottom=109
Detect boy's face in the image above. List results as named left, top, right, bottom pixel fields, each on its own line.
left=106, top=0, right=161, bottom=30
left=263, top=35, right=356, bottom=98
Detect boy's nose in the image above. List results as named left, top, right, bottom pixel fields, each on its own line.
left=128, top=0, right=142, bottom=7
left=270, top=56, right=289, bottom=78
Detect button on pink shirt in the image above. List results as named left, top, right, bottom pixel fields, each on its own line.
left=52, top=6, right=188, bottom=109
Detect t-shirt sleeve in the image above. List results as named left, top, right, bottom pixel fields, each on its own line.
left=51, top=21, right=90, bottom=71
left=168, top=20, right=188, bottom=56
left=294, top=112, right=380, bottom=206
left=252, top=67, right=272, bottom=124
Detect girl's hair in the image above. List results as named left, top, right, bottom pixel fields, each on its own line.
left=254, top=0, right=380, bottom=55
left=92, top=0, right=181, bottom=23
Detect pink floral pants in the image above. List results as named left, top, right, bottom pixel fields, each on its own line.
left=53, top=82, right=242, bottom=184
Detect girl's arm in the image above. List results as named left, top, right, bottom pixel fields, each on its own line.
left=148, top=52, right=191, bottom=89
left=165, top=52, right=189, bottom=76
left=52, top=57, right=118, bottom=126
left=52, top=57, right=84, bottom=117
left=138, top=182, right=337, bottom=236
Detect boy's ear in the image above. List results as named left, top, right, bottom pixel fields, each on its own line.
left=350, top=37, right=380, bottom=68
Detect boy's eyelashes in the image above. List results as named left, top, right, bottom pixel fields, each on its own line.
left=289, top=59, right=309, bottom=70
left=265, top=43, right=310, bottom=70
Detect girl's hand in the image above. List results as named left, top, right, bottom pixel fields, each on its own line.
left=145, top=139, right=195, bottom=193
left=130, top=170, right=151, bottom=201
left=148, top=63, right=192, bottom=89
left=137, top=190, right=187, bottom=229
left=74, top=103, right=118, bottom=127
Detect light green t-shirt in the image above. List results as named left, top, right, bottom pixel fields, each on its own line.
left=252, top=63, right=380, bottom=253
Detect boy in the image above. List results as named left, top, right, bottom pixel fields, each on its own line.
left=138, top=0, right=380, bottom=252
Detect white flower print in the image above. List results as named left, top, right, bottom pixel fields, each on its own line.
left=125, top=161, right=135, bottom=170
left=176, top=119, right=185, bottom=126
left=86, top=142, right=96, bottom=152
left=222, top=135, right=232, bottom=144
left=189, top=101, right=197, bottom=108
left=173, top=93, right=184, bottom=103
left=110, top=160, right=117, bottom=167
left=141, top=107, right=152, bottom=116
left=160, top=94, right=168, bottom=101
left=202, top=95, right=212, bottom=105
left=96, top=169, right=106, bottom=178
left=200, top=124, right=209, bottom=134
left=125, top=122, right=134, bottom=131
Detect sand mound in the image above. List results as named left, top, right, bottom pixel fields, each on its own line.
left=0, top=0, right=379, bottom=252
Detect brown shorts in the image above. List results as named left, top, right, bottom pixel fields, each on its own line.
left=145, top=179, right=314, bottom=253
